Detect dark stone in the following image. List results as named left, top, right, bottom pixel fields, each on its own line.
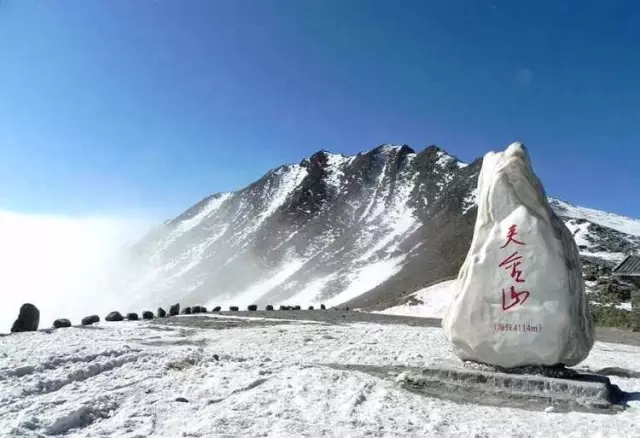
left=127, top=312, right=139, bottom=321
left=10, top=303, right=40, bottom=333
left=213, top=354, right=220, bottom=361
left=81, top=315, right=100, bottom=326
left=248, top=304, right=258, bottom=311
left=169, top=303, right=180, bottom=316
left=293, top=305, right=301, bottom=310
left=175, top=397, right=189, bottom=403
left=192, top=306, right=201, bottom=314
left=308, top=306, right=314, bottom=310
left=320, top=304, right=326, bottom=310
left=212, top=306, right=221, bottom=312
left=229, top=306, right=239, bottom=311
left=142, top=311, right=154, bottom=320
left=279, top=305, right=290, bottom=311
left=157, top=307, right=167, bottom=318
left=53, top=318, right=71, bottom=328
left=181, top=307, right=192, bottom=315
left=265, top=305, right=274, bottom=311
left=105, top=311, right=124, bottom=322
left=201, top=306, right=207, bottom=313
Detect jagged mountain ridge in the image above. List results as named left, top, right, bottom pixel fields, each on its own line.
left=123, top=144, right=640, bottom=312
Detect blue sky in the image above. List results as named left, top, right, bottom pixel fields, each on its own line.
left=1, top=0, right=639, bottom=220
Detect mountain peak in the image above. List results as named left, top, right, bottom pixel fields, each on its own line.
left=124, top=142, right=639, bottom=316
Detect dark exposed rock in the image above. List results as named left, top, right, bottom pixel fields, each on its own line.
left=192, top=306, right=201, bottom=314
left=320, top=304, right=326, bottom=310
left=229, top=306, right=239, bottom=311
left=11, top=303, right=40, bottom=333
left=81, top=315, right=100, bottom=326
left=212, top=306, right=221, bottom=312
left=265, top=305, right=274, bottom=311
left=201, top=306, right=207, bottom=313
left=308, top=306, right=314, bottom=310
left=105, top=311, right=124, bottom=322
left=602, top=279, right=635, bottom=302
left=248, top=304, right=258, bottom=311
left=169, top=303, right=180, bottom=316
left=175, top=397, right=189, bottom=403
left=279, top=305, right=290, bottom=310
left=127, top=313, right=139, bottom=321
left=142, top=311, right=154, bottom=320
left=212, top=354, right=220, bottom=361
left=293, top=305, right=301, bottom=310
left=53, top=318, right=71, bottom=329
left=181, top=307, right=192, bottom=315
left=157, top=307, right=167, bottom=318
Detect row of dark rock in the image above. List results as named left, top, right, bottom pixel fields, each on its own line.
left=10, top=301, right=331, bottom=333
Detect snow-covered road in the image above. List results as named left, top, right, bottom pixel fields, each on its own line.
left=1, top=317, right=639, bottom=437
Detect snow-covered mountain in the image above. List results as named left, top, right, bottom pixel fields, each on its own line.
left=120, top=145, right=640, bottom=312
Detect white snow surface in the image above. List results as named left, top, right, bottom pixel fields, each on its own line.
left=208, top=258, right=307, bottom=309
left=550, top=198, right=640, bottom=238
left=324, top=153, right=352, bottom=191
left=2, top=319, right=640, bottom=437
left=174, top=194, right=231, bottom=235
left=377, top=280, right=459, bottom=319
left=327, top=257, right=406, bottom=307
left=565, top=219, right=594, bottom=248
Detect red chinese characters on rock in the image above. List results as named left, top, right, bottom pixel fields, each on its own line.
left=498, top=224, right=530, bottom=311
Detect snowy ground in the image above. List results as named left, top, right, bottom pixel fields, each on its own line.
left=1, top=316, right=640, bottom=437
left=376, top=280, right=458, bottom=319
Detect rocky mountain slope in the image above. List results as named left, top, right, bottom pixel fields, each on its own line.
left=119, top=144, right=640, bottom=312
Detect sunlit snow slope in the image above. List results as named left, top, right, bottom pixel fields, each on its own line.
left=121, top=145, right=640, bottom=313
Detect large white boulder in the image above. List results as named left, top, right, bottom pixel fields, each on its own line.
left=443, top=143, right=595, bottom=368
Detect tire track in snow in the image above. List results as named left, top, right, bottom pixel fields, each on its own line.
left=0, top=348, right=142, bottom=380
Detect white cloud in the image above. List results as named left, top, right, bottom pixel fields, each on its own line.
left=0, top=211, right=152, bottom=332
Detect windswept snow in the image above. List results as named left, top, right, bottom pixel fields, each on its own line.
left=377, top=280, right=459, bottom=319
left=1, top=319, right=640, bottom=437
left=289, top=275, right=335, bottom=305
left=357, top=156, right=419, bottom=262
left=174, top=193, right=231, bottom=234
left=210, top=259, right=307, bottom=308
left=328, top=257, right=406, bottom=307
left=252, top=165, right=308, bottom=230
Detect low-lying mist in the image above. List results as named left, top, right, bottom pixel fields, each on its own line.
left=0, top=211, right=153, bottom=333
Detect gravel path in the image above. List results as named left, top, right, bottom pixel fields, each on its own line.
left=152, top=310, right=640, bottom=347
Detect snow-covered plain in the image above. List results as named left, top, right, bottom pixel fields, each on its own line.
left=2, top=318, right=639, bottom=437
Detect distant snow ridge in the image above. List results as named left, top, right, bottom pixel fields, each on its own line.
left=549, top=198, right=640, bottom=238
left=118, top=144, right=639, bottom=314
